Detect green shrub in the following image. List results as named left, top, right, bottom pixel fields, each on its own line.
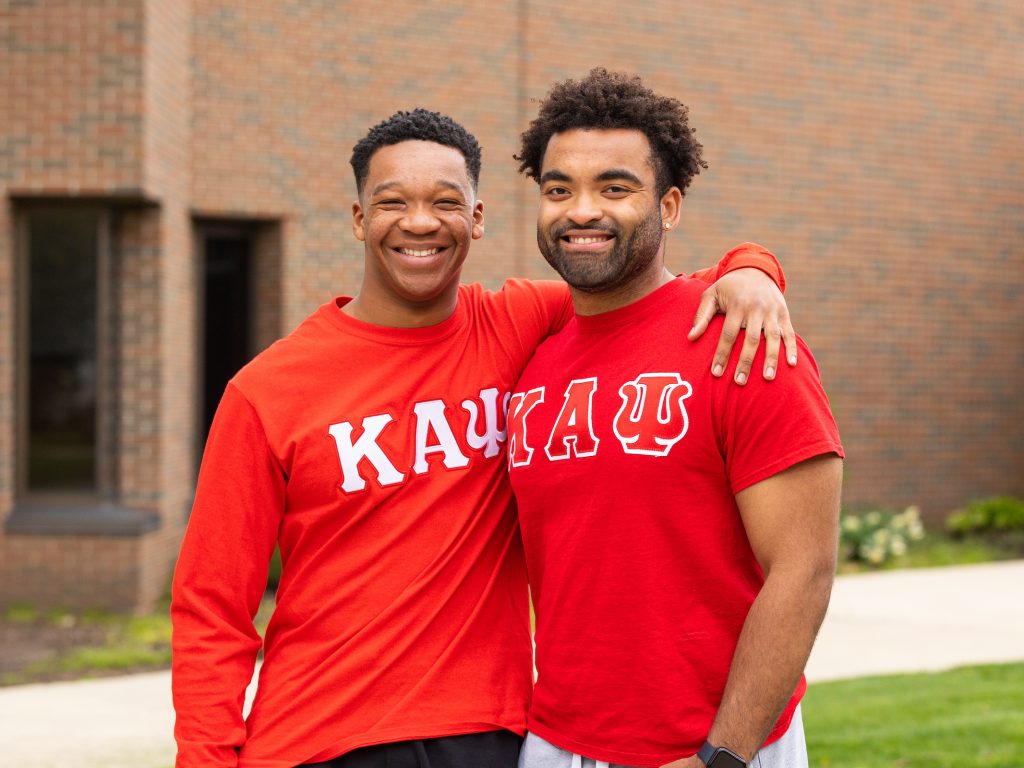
left=947, top=496, right=1024, bottom=535
left=4, top=602, right=38, bottom=623
left=840, top=506, right=926, bottom=566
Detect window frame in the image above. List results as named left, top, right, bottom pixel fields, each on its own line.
left=15, top=203, right=113, bottom=504
left=7, top=200, right=159, bottom=537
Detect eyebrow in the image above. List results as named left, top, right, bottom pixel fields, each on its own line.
left=538, top=168, right=645, bottom=186
left=594, top=168, right=645, bottom=186
left=369, top=179, right=466, bottom=197
left=539, top=170, right=571, bottom=185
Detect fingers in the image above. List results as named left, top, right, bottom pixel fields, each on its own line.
left=780, top=310, right=798, bottom=367
left=687, top=287, right=719, bottom=341
left=698, top=270, right=798, bottom=383
left=711, top=312, right=744, bottom=380
left=732, top=311, right=768, bottom=385
left=762, top=321, right=782, bottom=380
left=761, top=307, right=797, bottom=378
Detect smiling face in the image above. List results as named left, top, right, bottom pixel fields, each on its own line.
left=536, top=128, right=681, bottom=315
left=349, top=140, right=484, bottom=327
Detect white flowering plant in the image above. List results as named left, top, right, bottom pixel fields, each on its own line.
left=839, top=506, right=926, bottom=566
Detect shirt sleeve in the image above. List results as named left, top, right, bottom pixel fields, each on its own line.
left=500, top=277, right=575, bottom=348
left=715, top=334, right=844, bottom=494
left=170, top=382, right=286, bottom=767
left=685, top=242, right=786, bottom=293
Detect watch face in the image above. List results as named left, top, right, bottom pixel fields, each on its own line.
left=708, top=749, right=746, bottom=768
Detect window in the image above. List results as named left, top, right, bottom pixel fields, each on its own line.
left=10, top=205, right=156, bottom=536
left=24, top=211, right=102, bottom=492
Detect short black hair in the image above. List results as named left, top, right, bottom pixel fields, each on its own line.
left=350, top=108, right=482, bottom=194
left=515, top=68, right=706, bottom=197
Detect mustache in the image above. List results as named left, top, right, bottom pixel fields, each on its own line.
left=548, top=222, right=619, bottom=239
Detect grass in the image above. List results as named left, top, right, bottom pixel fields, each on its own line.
left=57, top=613, right=175, bottom=673
left=4, top=602, right=38, bottom=624
left=837, top=532, right=1021, bottom=575
left=804, top=662, right=1024, bottom=767
left=0, top=597, right=275, bottom=686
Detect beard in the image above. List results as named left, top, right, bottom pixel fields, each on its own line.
left=537, top=207, right=664, bottom=296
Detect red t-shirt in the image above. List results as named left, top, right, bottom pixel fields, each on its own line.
left=508, top=277, right=843, bottom=767
left=170, top=246, right=785, bottom=767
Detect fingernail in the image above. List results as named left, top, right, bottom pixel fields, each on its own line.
left=735, top=372, right=747, bottom=385
left=788, top=355, right=797, bottom=365
left=713, top=364, right=723, bottom=377
left=766, top=367, right=775, bottom=379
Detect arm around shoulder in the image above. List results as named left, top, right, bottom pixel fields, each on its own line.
left=685, top=244, right=796, bottom=384
left=685, top=242, right=785, bottom=292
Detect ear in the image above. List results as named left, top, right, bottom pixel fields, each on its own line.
left=660, top=187, right=682, bottom=232
left=472, top=199, right=485, bottom=240
left=352, top=199, right=366, bottom=242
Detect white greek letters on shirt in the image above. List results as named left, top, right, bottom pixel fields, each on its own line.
left=461, top=387, right=510, bottom=459
left=328, top=387, right=510, bottom=494
left=412, top=400, right=472, bottom=474
left=328, top=414, right=405, bottom=493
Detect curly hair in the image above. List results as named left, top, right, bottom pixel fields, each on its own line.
left=350, top=108, right=482, bottom=194
left=515, top=68, right=706, bottom=197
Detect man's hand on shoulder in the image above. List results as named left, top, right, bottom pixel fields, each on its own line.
left=688, top=267, right=797, bottom=385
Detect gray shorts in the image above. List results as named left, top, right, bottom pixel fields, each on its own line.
left=518, top=705, right=808, bottom=768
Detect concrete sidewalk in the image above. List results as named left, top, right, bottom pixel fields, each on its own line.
left=1, top=560, right=1022, bottom=768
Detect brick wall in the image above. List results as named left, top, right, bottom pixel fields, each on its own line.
left=182, top=0, right=1022, bottom=517
left=0, top=534, right=146, bottom=610
left=0, top=0, right=191, bottom=610
left=1, top=0, right=1021, bottom=611
left=145, top=0, right=195, bottom=600
left=1, top=0, right=151, bottom=532
left=1, top=0, right=147, bottom=195
left=187, top=0, right=524, bottom=329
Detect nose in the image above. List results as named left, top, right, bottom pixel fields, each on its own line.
left=399, top=205, right=441, bottom=235
left=566, top=192, right=603, bottom=226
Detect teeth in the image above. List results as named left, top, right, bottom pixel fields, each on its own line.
left=568, top=236, right=609, bottom=245
left=398, top=247, right=441, bottom=257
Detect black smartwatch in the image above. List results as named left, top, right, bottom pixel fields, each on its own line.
left=697, top=741, right=747, bottom=768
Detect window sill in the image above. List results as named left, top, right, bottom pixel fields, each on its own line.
left=6, top=501, right=160, bottom=537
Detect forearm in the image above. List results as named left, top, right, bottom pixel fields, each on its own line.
left=706, top=562, right=834, bottom=760
left=686, top=243, right=785, bottom=292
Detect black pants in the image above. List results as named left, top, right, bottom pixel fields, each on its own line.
left=301, top=729, right=523, bottom=768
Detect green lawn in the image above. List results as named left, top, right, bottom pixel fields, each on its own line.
left=837, top=533, right=1023, bottom=574
left=804, top=662, right=1024, bottom=768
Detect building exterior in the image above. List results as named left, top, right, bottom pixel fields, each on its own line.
left=2, top=0, right=1022, bottom=611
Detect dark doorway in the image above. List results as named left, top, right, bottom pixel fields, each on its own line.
left=202, top=232, right=251, bottom=440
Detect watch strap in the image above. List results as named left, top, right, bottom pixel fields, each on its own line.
left=697, top=740, right=747, bottom=768
left=697, top=741, right=716, bottom=765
